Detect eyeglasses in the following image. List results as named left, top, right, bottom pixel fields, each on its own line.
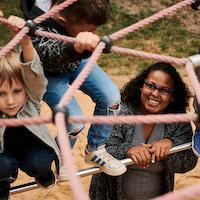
left=144, top=80, right=174, bottom=96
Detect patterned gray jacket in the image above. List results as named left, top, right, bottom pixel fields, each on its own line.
left=89, top=103, right=198, bottom=200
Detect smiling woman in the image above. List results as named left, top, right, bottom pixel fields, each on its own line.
left=89, top=62, right=198, bottom=200
left=141, top=70, right=175, bottom=115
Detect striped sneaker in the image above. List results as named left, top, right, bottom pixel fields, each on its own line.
left=85, top=145, right=127, bottom=176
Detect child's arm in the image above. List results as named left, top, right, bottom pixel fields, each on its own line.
left=8, top=15, right=47, bottom=104
left=0, top=10, right=3, bottom=17
left=7, top=15, right=35, bottom=62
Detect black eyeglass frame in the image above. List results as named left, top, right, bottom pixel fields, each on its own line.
left=144, top=79, right=174, bottom=95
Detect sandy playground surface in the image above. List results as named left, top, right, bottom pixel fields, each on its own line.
left=10, top=75, right=200, bottom=200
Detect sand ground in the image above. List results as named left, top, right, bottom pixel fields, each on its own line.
left=10, top=75, right=200, bottom=200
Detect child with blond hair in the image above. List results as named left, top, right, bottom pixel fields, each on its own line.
left=0, top=14, right=60, bottom=199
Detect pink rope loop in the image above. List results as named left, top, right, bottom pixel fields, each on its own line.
left=34, top=0, right=78, bottom=24
left=110, top=0, right=194, bottom=41
left=0, top=27, right=29, bottom=58
left=1, top=0, right=200, bottom=199
left=112, top=46, right=188, bottom=66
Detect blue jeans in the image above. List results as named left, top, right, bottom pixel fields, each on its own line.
left=43, top=58, right=120, bottom=151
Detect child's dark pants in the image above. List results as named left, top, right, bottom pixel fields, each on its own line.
left=0, top=126, right=57, bottom=199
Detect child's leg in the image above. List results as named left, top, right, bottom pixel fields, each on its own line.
left=68, top=59, right=126, bottom=176
left=0, top=181, right=10, bottom=200
left=0, top=154, right=19, bottom=199
left=17, top=129, right=58, bottom=188
left=43, top=73, right=85, bottom=147
left=69, top=59, right=121, bottom=150
left=20, top=146, right=57, bottom=188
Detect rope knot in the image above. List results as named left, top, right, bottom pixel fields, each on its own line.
left=191, top=0, right=200, bottom=10
left=52, top=105, right=69, bottom=124
left=25, top=20, right=37, bottom=36
left=100, top=36, right=112, bottom=53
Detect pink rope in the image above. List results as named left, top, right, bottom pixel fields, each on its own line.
left=69, top=113, right=198, bottom=125
left=50, top=41, right=105, bottom=200
left=34, top=0, right=78, bottom=24
left=1, top=0, right=200, bottom=199
left=0, top=0, right=77, bottom=58
left=185, top=61, right=200, bottom=104
left=0, top=116, right=51, bottom=127
left=55, top=113, right=88, bottom=200
left=0, top=112, right=197, bottom=127
left=0, top=26, right=29, bottom=58
left=52, top=43, right=105, bottom=200
left=57, top=42, right=105, bottom=107
left=112, top=46, right=188, bottom=66
left=35, top=30, right=75, bottom=43
left=109, top=0, right=194, bottom=41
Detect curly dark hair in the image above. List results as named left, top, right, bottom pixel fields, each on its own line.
left=121, top=62, right=191, bottom=113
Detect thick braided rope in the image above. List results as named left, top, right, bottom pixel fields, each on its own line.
left=53, top=43, right=105, bottom=200
left=55, top=113, right=88, bottom=200
left=109, top=0, right=194, bottom=40
left=35, top=29, right=75, bottom=43
left=112, top=46, right=188, bottom=66
left=68, top=113, right=198, bottom=125
left=57, top=42, right=105, bottom=108
left=0, top=0, right=76, bottom=58
left=0, top=113, right=196, bottom=127
left=34, top=0, right=77, bottom=24
left=0, top=1, right=200, bottom=199
left=0, top=26, right=29, bottom=58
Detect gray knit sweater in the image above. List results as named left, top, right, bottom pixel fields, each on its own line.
left=89, top=103, right=198, bottom=200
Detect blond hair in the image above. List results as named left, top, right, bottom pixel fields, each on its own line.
left=0, top=48, right=25, bottom=87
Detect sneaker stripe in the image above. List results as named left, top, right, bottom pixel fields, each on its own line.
left=96, top=158, right=102, bottom=164
left=91, top=155, right=98, bottom=162
left=100, top=161, right=105, bottom=166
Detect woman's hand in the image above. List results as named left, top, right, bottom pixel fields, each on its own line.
left=127, top=144, right=152, bottom=168
left=151, top=138, right=173, bottom=161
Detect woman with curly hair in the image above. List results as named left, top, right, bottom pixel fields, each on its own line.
left=89, top=62, right=198, bottom=200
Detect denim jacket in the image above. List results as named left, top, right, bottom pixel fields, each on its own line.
left=89, top=103, right=198, bottom=200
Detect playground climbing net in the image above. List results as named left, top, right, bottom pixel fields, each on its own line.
left=0, top=0, right=200, bottom=199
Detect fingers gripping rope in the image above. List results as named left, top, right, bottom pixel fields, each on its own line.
left=25, top=20, right=37, bottom=36
left=52, top=105, right=69, bottom=124
left=191, top=0, right=200, bottom=10
left=100, top=36, right=113, bottom=53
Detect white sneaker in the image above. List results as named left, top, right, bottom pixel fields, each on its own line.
left=85, top=145, right=127, bottom=176
left=58, top=165, right=69, bottom=182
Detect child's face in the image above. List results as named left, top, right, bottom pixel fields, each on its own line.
left=0, top=79, right=26, bottom=117
left=63, top=20, right=97, bottom=36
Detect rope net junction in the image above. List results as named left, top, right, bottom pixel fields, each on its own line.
left=0, top=0, right=200, bottom=199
